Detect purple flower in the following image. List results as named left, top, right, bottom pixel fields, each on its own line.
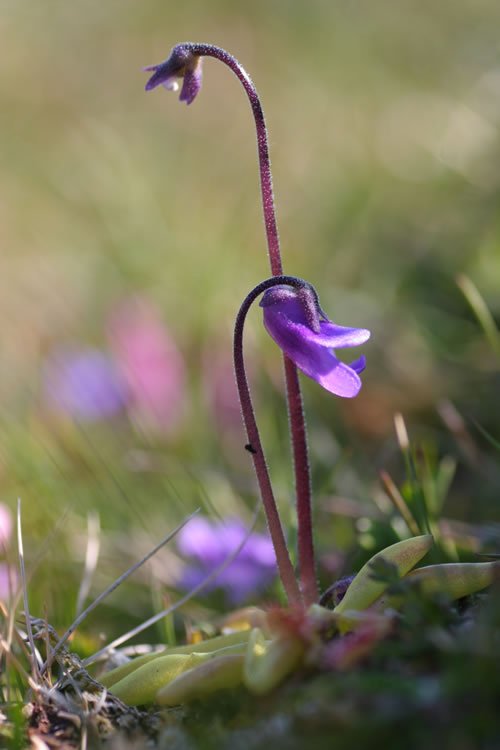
left=176, top=517, right=277, bottom=605
left=260, top=285, right=370, bottom=398
left=43, top=348, right=127, bottom=421
left=144, top=46, right=203, bottom=105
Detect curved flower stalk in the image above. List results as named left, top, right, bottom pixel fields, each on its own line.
left=144, top=42, right=320, bottom=604
left=233, top=275, right=369, bottom=605
left=143, top=43, right=280, bottom=272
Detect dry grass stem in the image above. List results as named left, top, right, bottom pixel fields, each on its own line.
left=76, top=512, right=101, bottom=618
left=43, top=509, right=200, bottom=674
left=84, top=502, right=261, bottom=666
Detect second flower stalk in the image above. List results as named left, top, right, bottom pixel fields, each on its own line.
left=144, top=44, right=370, bottom=606
left=234, top=276, right=370, bottom=606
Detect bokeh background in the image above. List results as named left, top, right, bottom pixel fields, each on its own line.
left=1, top=0, right=500, bottom=646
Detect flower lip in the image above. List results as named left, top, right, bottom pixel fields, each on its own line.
left=260, top=284, right=370, bottom=398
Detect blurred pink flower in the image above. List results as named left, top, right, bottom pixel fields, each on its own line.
left=107, top=296, right=186, bottom=435
left=0, top=564, right=17, bottom=601
left=0, top=503, right=13, bottom=547
left=202, top=346, right=242, bottom=434
left=0, top=504, right=17, bottom=601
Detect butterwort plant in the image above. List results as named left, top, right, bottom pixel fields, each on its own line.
left=145, top=43, right=370, bottom=606
left=232, top=275, right=370, bottom=605
left=101, top=42, right=500, bottom=706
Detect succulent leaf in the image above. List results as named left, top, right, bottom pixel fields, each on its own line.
left=100, top=629, right=251, bottom=688
left=108, top=639, right=248, bottom=705
left=405, top=561, right=499, bottom=600
left=333, top=535, right=433, bottom=624
left=243, top=627, right=304, bottom=695
left=108, top=653, right=206, bottom=705
left=155, top=654, right=245, bottom=706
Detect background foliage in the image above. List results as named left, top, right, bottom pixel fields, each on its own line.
left=1, top=0, right=500, bottom=653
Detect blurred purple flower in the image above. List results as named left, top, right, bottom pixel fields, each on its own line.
left=144, top=45, right=203, bottom=105
left=176, top=517, right=277, bottom=605
left=107, top=297, right=186, bottom=435
left=260, top=285, right=370, bottom=398
left=43, top=348, right=126, bottom=421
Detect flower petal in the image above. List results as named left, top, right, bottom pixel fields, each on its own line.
left=179, top=61, right=203, bottom=105
left=161, top=78, right=179, bottom=93
left=348, top=355, right=366, bottom=374
left=313, top=358, right=363, bottom=398
left=260, top=289, right=370, bottom=349
left=263, top=310, right=362, bottom=397
left=271, top=315, right=370, bottom=350
left=144, top=47, right=201, bottom=101
left=317, top=321, right=371, bottom=348
left=261, top=285, right=370, bottom=398
left=144, top=62, right=176, bottom=91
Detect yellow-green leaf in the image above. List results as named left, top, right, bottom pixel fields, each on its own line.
left=243, top=628, right=304, bottom=695
left=155, top=654, right=244, bottom=706
left=405, top=561, right=499, bottom=600
left=100, top=629, right=251, bottom=688
left=334, top=535, right=433, bottom=621
left=109, top=653, right=205, bottom=705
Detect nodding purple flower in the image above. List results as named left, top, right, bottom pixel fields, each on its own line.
left=260, top=285, right=370, bottom=398
left=176, top=517, right=277, bottom=605
left=144, top=46, right=203, bottom=105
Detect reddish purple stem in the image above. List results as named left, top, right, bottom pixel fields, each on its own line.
left=234, top=276, right=315, bottom=606
left=184, top=43, right=318, bottom=605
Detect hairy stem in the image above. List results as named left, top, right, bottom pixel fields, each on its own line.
left=234, top=276, right=317, bottom=605
left=184, top=43, right=280, bottom=273
left=182, top=43, right=318, bottom=603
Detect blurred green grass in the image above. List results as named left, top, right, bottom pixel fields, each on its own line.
left=1, top=0, right=500, bottom=641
